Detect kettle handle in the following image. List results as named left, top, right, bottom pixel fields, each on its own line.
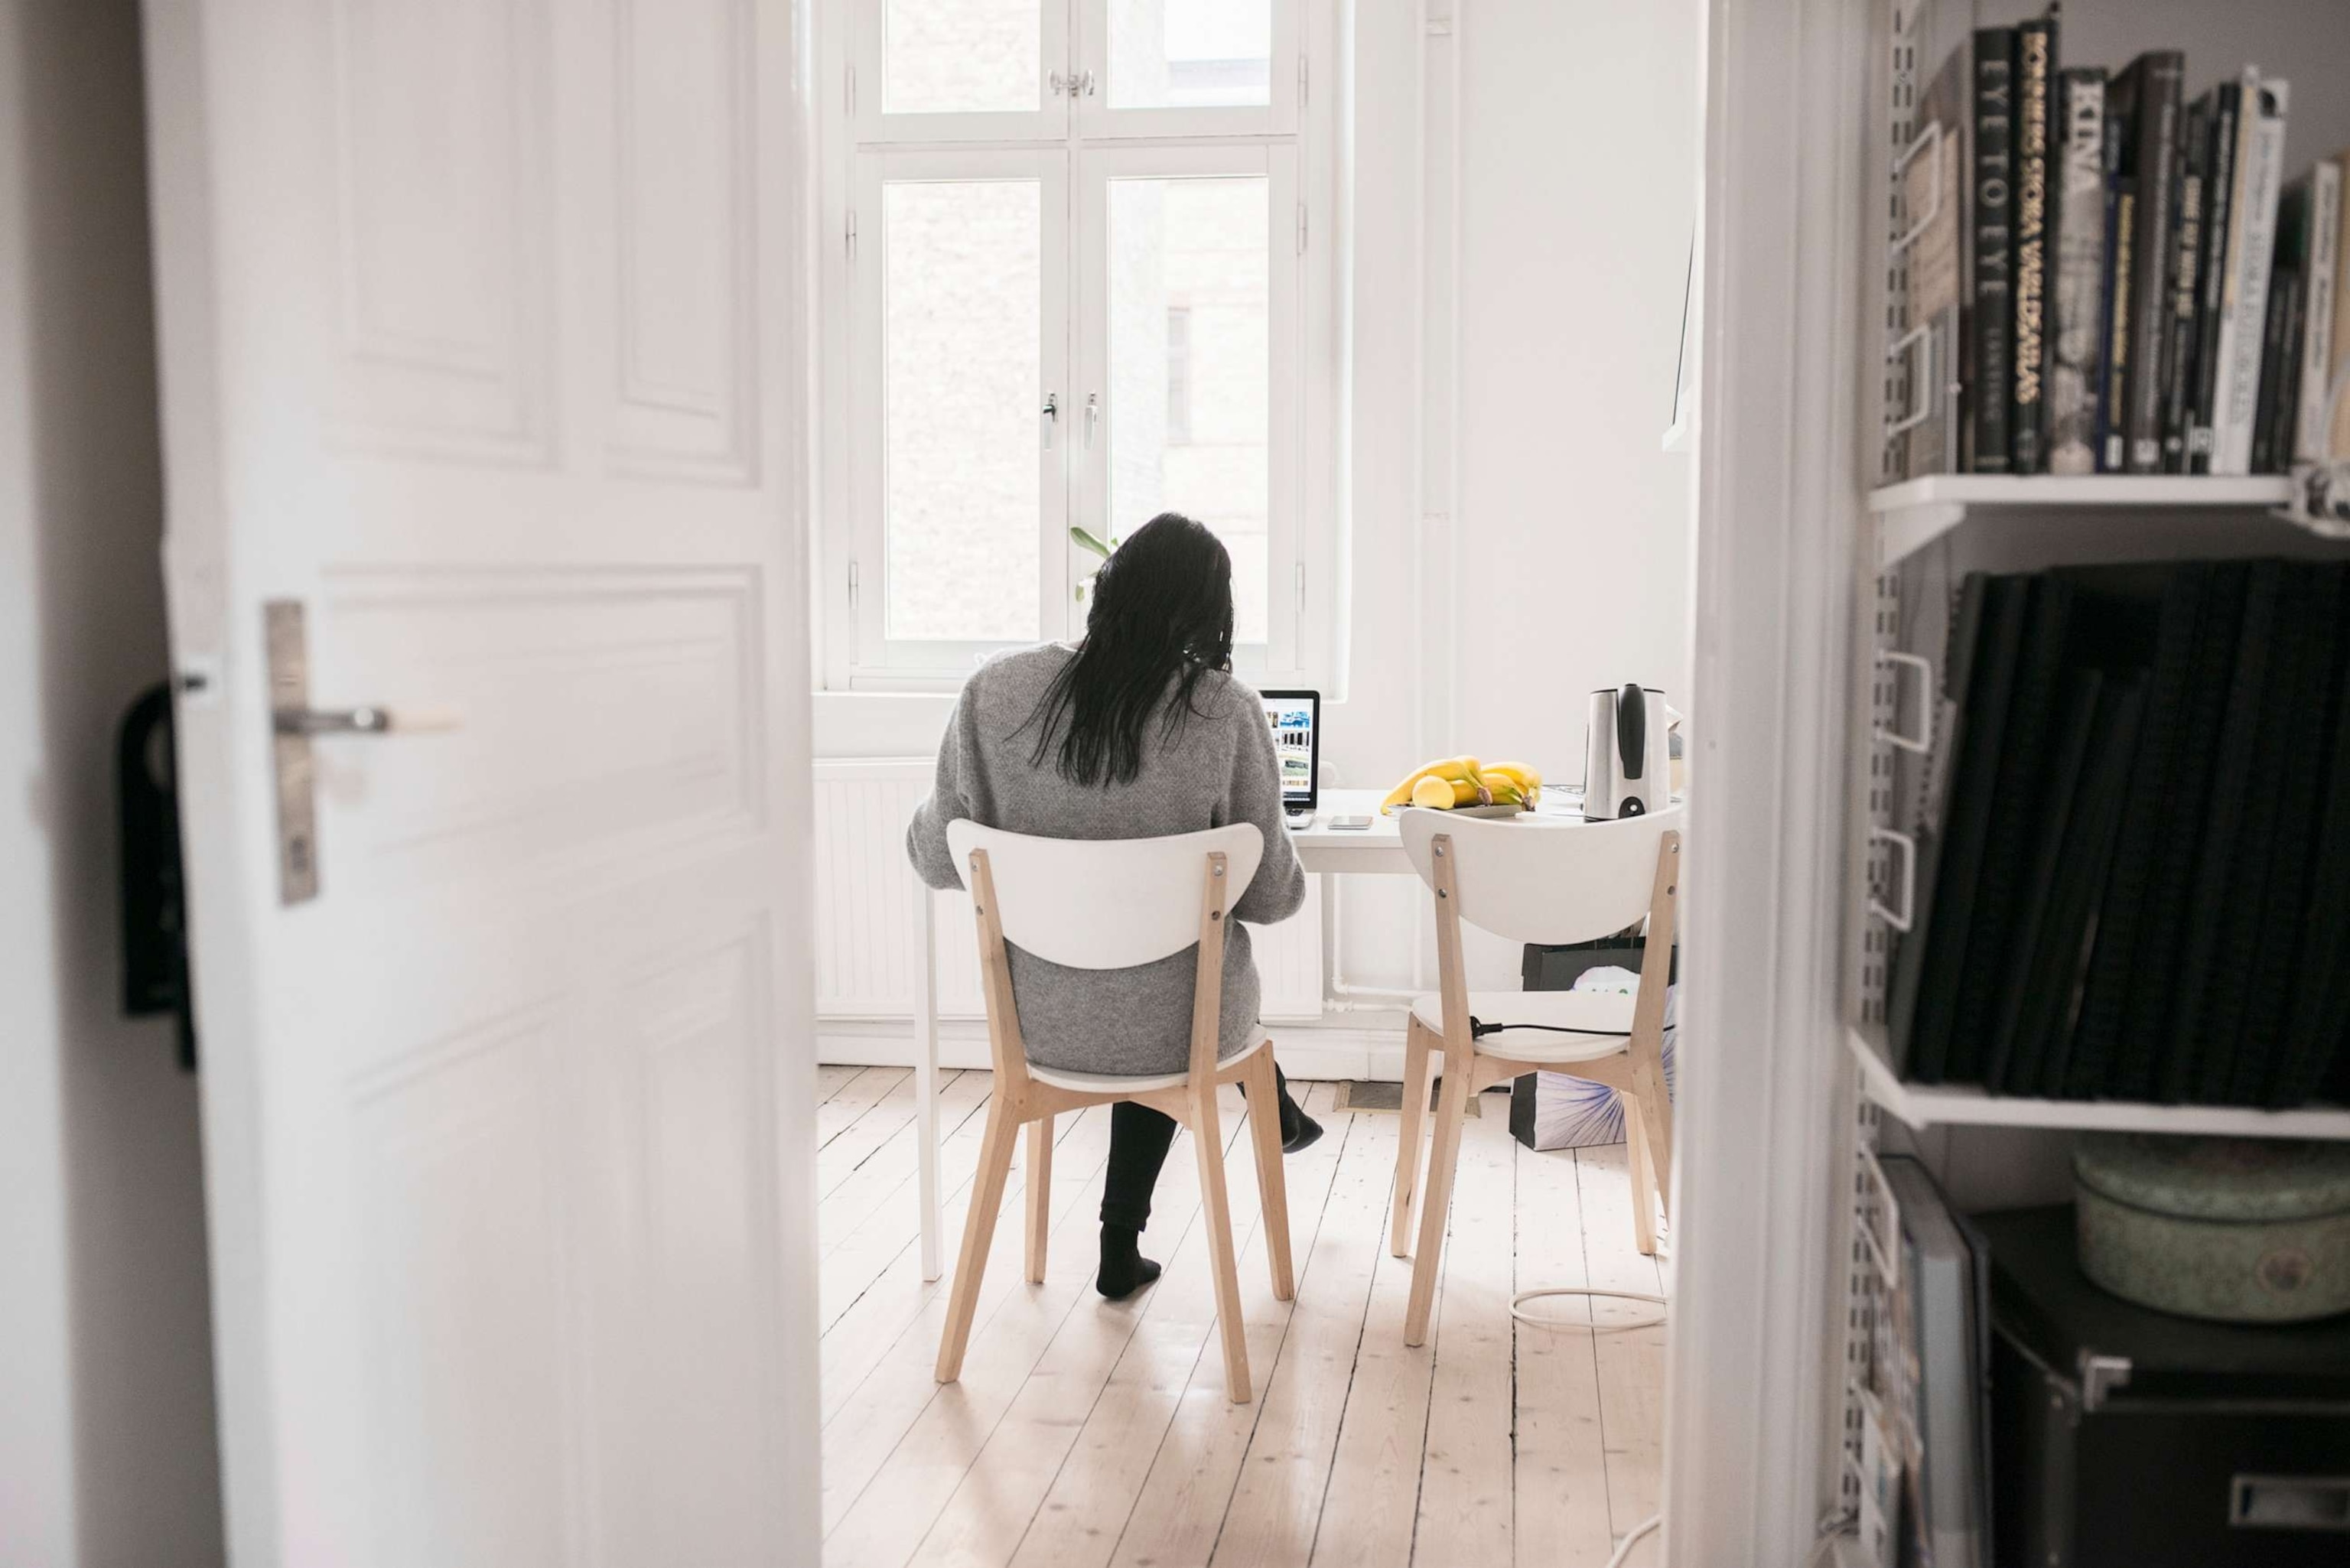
left=1617, top=683, right=1646, bottom=780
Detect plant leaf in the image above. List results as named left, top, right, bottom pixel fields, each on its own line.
left=1069, top=525, right=1115, bottom=559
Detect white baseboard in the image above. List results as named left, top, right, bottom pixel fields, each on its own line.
left=815, top=1017, right=1412, bottom=1082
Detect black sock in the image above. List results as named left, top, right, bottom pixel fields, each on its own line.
left=1096, top=1225, right=1162, bottom=1300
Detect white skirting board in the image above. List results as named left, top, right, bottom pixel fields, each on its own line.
left=815, top=1017, right=1414, bottom=1083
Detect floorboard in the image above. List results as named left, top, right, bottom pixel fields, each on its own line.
left=818, top=1075, right=1666, bottom=1568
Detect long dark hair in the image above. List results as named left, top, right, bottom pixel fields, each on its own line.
left=1021, top=512, right=1236, bottom=787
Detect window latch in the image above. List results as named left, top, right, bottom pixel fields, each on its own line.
left=1085, top=392, right=1099, bottom=448
left=1042, top=392, right=1059, bottom=450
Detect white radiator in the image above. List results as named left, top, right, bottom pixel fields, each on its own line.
left=812, top=759, right=1325, bottom=1023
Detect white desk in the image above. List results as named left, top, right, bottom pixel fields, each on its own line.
left=905, top=785, right=1602, bottom=1278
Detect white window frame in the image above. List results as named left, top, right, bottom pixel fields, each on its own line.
left=1076, top=142, right=1300, bottom=670
left=848, top=148, right=1071, bottom=674
left=817, top=0, right=1337, bottom=693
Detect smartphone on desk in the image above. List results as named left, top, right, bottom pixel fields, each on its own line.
left=1328, top=815, right=1372, bottom=831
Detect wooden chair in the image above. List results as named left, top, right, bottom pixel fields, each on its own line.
left=1390, top=807, right=1682, bottom=1347
left=933, top=820, right=1296, bottom=1403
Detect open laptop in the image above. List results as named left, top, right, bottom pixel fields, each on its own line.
left=1259, top=689, right=1320, bottom=826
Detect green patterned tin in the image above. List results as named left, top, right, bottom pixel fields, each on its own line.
left=2072, top=1134, right=2350, bottom=1324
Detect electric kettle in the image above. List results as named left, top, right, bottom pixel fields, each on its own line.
left=1583, top=685, right=1674, bottom=819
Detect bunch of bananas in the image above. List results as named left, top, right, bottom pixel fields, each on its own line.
left=1380, top=756, right=1544, bottom=814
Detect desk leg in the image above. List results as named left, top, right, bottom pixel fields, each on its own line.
left=915, top=886, right=942, bottom=1283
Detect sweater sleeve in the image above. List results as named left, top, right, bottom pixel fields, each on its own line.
left=1227, top=697, right=1308, bottom=926
left=905, top=687, right=979, bottom=891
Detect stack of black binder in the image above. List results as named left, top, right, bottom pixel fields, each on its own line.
left=1886, top=558, right=2350, bottom=1108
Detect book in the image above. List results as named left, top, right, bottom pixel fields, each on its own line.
left=2159, top=99, right=2207, bottom=472
left=1982, top=669, right=2101, bottom=1094
left=2232, top=566, right=2345, bottom=1103
left=2330, top=152, right=2350, bottom=464
left=1878, top=1157, right=1990, bottom=1568
left=2098, top=79, right=2136, bottom=474
left=1970, top=29, right=2017, bottom=473
left=2156, top=561, right=2283, bottom=1103
left=2192, top=567, right=2309, bottom=1102
left=1887, top=571, right=1991, bottom=1073
left=2046, top=69, right=2107, bottom=475
left=2111, top=563, right=2248, bottom=1100
left=2026, top=678, right=2143, bottom=1098
left=2212, top=74, right=2290, bottom=475
left=2290, top=161, right=2340, bottom=467
left=2188, top=84, right=2241, bottom=473
left=1903, top=42, right=1974, bottom=480
left=2065, top=565, right=2209, bottom=1098
left=2010, top=16, right=2055, bottom=472
left=2270, top=584, right=2350, bottom=1107
left=2252, top=270, right=2303, bottom=473
left=1947, top=576, right=2073, bottom=1085
left=1907, top=576, right=2029, bottom=1085
left=2114, top=52, right=2184, bottom=473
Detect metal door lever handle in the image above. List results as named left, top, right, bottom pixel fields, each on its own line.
left=273, top=704, right=461, bottom=737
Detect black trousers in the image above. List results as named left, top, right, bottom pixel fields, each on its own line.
left=1100, top=1062, right=1301, bottom=1233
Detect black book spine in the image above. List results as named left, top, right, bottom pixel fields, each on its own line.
left=2096, top=76, right=2135, bottom=473
left=2010, top=20, right=2054, bottom=471
left=2122, top=53, right=2185, bottom=474
left=2160, top=102, right=2207, bottom=472
left=2252, top=273, right=2303, bottom=473
left=2189, top=85, right=2240, bottom=473
left=2101, top=181, right=2135, bottom=470
left=1970, top=30, right=2018, bottom=473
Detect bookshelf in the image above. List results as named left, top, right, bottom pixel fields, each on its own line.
left=1846, top=1023, right=2350, bottom=1139
left=1869, top=473, right=2302, bottom=565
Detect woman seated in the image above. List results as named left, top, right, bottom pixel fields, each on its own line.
left=906, top=512, right=1320, bottom=1300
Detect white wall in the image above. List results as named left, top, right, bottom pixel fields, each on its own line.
left=0, top=2, right=226, bottom=1563
left=815, top=0, right=1704, bottom=1005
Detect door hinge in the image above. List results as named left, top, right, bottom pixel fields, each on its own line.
left=846, top=64, right=856, bottom=118
left=1299, top=57, right=1309, bottom=108
left=848, top=560, right=861, bottom=604
left=1296, top=202, right=1308, bottom=255
left=846, top=207, right=858, bottom=257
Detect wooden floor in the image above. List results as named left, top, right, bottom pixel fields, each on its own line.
left=816, top=1064, right=1668, bottom=1568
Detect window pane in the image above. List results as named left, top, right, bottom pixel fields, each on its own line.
left=1107, top=174, right=1269, bottom=642
left=884, top=0, right=1041, bottom=115
left=884, top=179, right=1041, bottom=642
left=1106, top=0, right=1272, bottom=110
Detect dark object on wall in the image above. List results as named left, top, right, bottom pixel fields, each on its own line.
left=1984, top=1205, right=2350, bottom=1568
left=118, top=682, right=195, bottom=1071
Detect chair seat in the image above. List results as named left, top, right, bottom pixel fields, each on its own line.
left=1026, top=1030, right=1271, bottom=1095
left=1409, top=989, right=1633, bottom=1065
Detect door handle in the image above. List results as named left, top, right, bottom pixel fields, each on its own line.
left=263, top=599, right=460, bottom=906
left=272, top=704, right=461, bottom=737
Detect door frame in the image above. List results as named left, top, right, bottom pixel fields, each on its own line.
left=1662, top=0, right=1872, bottom=1563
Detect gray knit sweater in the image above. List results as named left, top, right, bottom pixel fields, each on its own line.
left=906, top=644, right=1308, bottom=1077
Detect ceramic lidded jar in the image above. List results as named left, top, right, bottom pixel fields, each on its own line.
left=2073, top=1134, right=2350, bottom=1324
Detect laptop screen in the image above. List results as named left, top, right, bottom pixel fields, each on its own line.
left=1259, top=690, right=1320, bottom=808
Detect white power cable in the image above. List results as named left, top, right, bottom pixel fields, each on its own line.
left=1512, top=1282, right=1671, bottom=1566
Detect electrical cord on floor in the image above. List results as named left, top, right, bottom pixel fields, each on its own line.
left=1512, top=1281, right=1670, bottom=1567
left=1603, top=1511, right=1662, bottom=1568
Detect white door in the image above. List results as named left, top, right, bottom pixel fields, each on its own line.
left=139, top=1, right=816, bottom=1562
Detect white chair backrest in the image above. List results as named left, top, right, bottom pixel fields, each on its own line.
left=946, top=820, right=1265, bottom=970
left=1398, top=807, right=1683, bottom=947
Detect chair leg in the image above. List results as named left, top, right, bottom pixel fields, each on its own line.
left=1243, top=1049, right=1294, bottom=1301
left=1403, top=1048, right=1473, bottom=1348
left=1024, top=1114, right=1053, bottom=1284
left=1636, top=1078, right=1674, bottom=1225
left=1391, top=1016, right=1434, bottom=1258
left=936, top=1101, right=1020, bottom=1384
left=1625, top=1095, right=1658, bottom=1257
left=1190, top=1083, right=1253, bottom=1403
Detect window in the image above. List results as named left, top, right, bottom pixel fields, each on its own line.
left=822, top=0, right=1333, bottom=688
